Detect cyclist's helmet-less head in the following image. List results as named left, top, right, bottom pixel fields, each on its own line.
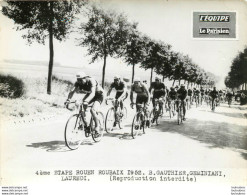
left=76, top=71, right=87, bottom=81
left=114, top=75, right=120, bottom=80
left=134, top=77, right=141, bottom=84
left=155, top=76, right=160, bottom=82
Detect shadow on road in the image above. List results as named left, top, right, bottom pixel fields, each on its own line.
left=104, top=131, right=133, bottom=140
left=26, top=140, right=95, bottom=152
left=26, top=141, right=69, bottom=152
left=155, top=117, right=247, bottom=160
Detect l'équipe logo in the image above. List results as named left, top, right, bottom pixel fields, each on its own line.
left=193, top=12, right=236, bottom=39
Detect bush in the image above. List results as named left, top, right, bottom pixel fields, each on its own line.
left=0, top=74, right=25, bottom=98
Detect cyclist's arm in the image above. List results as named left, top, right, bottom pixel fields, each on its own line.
left=107, top=85, right=113, bottom=96
left=67, top=87, right=77, bottom=101
left=83, top=79, right=96, bottom=103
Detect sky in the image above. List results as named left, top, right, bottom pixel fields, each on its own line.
left=0, top=0, right=247, bottom=88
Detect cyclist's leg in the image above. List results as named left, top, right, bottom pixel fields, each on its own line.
left=90, top=92, right=104, bottom=131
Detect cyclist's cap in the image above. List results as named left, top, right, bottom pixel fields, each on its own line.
left=155, top=77, right=160, bottom=81
left=170, top=87, right=174, bottom=90
left=114, top=75, right=120, bottom=80
left=134, top=77, right=141, bottom=82
left=76, top=71, right=87, bottom=79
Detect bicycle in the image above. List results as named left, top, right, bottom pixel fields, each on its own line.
left=64, top=101, right=105, bottom=150
left=167, top=98, right=175, bottom=119
left=105, top=97, right=127, bottom=132
left=210, top=98, right=217, bottom=112
left=227, top=97, right=232, bottom=107
left=151, top=98, right=163, bottom=125
left=131, top=103, right=150, bottom=139
left=175, top=99, right=185, bottom=125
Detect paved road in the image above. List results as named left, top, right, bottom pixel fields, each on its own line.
left=1, top=102, right=247, bottom=185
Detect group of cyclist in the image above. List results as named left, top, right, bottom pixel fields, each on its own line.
left=64, top=71, right=235, bottom=135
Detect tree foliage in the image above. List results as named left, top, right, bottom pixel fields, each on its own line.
left=2, top=0, right=84, bottom=94
left=78, top=5, right=130, bottom=87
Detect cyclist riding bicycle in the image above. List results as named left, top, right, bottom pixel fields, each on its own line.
left=193, top=88, right=200, bottom=104
left=200, top=87, right=205, bottom=104
left=168, top=87, right=177, bottom=112
left=209, top=87, right=218, bottom=110
left=130, top=77, right=151, bottom=126
left=188, top=87, right=193, bottom=104
left=177, top=84, right=188, bottom=120
left=226, top=90, right=234, bottom=105
left=107, top=75, right=127, bottom=109
left=65, top=71, right=104, bottom=134
left=107, top=75, right=128, bottom=127
left=149, top=77, right=166, bottom=110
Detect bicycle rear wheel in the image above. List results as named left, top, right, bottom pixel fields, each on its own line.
left=105, top=107, right=115, bottom=133
left=131, top=113, right=143, bottom=139
left=64, top=114, right=84, bottom=150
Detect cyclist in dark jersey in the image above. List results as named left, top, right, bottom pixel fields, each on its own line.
left=188, top=88, right=193, bottom=104
left=177, top=84, right=188, bottom=120
left=200, top=87, right=205, bottom=104
left=209, top=87, right=219, bottom=110
left=168, top=87, right=177, bottom=100
left=149, top=77, right=166, bottom=108
left=65, top=72, right=104, bottom=133
left=130, top=77, right=151, bottom=126
left=107, top=75, right=127, bottom=110
left=130, top=77, right=150, bottom=108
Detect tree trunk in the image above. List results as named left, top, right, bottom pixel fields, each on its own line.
left=162, top=75, right=165, bottom=82
left=172, top=79, right=176, bottom=86
left=131, top=64, right=135, bottom=83
left=47, top=1, right=54, bottom=95
left=102, top=54, right=107, bottom=88
left=187, top=81, right=190, bottom=88
left=150, top=68, right=153, bottom=85
left=178, top=79, right=181, bottom=85
left=184, top=80, right=186, bottom=84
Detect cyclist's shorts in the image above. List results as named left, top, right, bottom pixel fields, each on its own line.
left=86, top=91, right=104, bottom=104
left=188, top=93, right=192, bottom=96
left=136, top=95, right=148, bottom=105
left=115, top=92, right=123, bottom=99
left=153, top=91, right=165, bottom=99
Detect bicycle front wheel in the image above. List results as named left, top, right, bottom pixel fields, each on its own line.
left=64, top=114, right=84, bottom=150
left=177, top=108, right=183, bottom=125
left=105, top=107, right=115, bottom=133
left=91, top=112, right=105, bottom=142
left=131, top=113, right=143, bottom=139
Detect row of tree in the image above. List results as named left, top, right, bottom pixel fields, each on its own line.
left=225, top=47, right=247, bottom=90
left=2, top=1, right=217, bottom=94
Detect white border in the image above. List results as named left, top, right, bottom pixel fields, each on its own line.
left=191, top=10, right=239, bottom=41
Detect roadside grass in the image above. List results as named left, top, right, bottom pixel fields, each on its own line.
left=0, top=73, right=75, bottom=120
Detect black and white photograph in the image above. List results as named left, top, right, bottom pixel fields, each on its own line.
left=0, top=0, right=246, bottom=194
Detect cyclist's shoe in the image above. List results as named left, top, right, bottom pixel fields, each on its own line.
left=113, top=121, right=117, bottom=127
left=183, top=117, right=186, bottom=121
left=78, top=124, right=84, bottom=130
left=93, top=126, right=101, bottom=137
left=134, top=124, right=140, bottom=130
left=85, top=126, right=91, bottom=134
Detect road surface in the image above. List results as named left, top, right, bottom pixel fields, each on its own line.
left=1, top=102, right=247, bottom=185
